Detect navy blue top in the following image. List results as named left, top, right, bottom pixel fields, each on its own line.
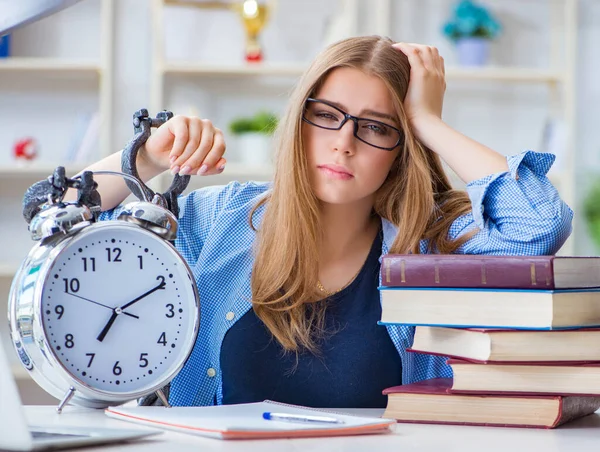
left=220, top=228, right=402, bottom=408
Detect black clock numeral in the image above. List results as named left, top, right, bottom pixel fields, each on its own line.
left=156, top=275, right=166, bottom=288
left=106, top=247, right=122, bottom=262
left=64, top=334, right=75, bottom=349
left=82, top=257, right=96, bottom=272
left=157, top=332, right=167, bottom=346
left=139, top=353, right=149, bottom=368
left=112, top=361, right=122, bottom=375
left=165, top=304, right=175, bottom=318
left=62, top=278, right=80, bottom=293
left=86, top=353, right=95, bottom=367
left=138, top=255, right=143, bottom=270
left=55, top=305, right=64, bottom=319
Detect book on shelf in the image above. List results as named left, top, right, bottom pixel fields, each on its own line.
left=379, top=287, right=600, bottom=329
left=64, top=111, right=100, bottom=164
left=448, top=359, right=600, bottom=396
left=380, top=254, right=600, bottom=289
left=105, top=400, right=395, bottom=440
left=408, top=326, right=600, bottom=363
left=382, top=378, right=600, bottom=429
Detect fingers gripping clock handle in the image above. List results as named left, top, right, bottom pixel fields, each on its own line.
left=121, top=109, right=191, bottom=218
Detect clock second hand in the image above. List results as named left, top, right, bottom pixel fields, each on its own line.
left=97, top=279, right=166, bottom=343
left=66, top=292, right=139, bottom=319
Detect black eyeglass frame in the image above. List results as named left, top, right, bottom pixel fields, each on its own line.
left=302, top=97, right=403, bottom=151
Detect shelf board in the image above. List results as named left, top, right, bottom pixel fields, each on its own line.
left=0, top=58, right=102, bottom=74
left=446, top=67, right=564, bottom=83
left=163, top=61, right=307, bottom=77
left=0, top=163, right=92, bottom=179
left=162, top=62, right=564, bottom=84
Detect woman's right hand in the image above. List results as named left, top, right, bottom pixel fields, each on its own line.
left=143, top=115, right=227, bottom=176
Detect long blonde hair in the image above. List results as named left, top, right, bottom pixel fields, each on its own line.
left=250, top=36, right=476, bottom=353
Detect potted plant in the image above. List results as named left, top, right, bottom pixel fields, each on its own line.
left=229, top=111, right=278, bottom=165
left=442, top=0, right=501, bottom=67
left=584, top=178, right=600, bottom=252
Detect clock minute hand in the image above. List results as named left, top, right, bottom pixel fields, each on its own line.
left=97, top=281, right=165, bottom=343
left=119, top=280, right=166, bottom=311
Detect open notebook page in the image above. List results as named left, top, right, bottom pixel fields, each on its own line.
left=105, top=400, right=395, bottom=440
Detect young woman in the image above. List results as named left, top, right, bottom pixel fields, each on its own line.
left=85, top=36, right=572, bottom=408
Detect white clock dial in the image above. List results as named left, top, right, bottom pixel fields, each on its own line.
left=41, top=223, right=198, bottom=394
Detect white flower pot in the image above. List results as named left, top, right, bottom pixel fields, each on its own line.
left=455, top=37, right=490, bottom=67
left=236, top=133, right=273, bottom=165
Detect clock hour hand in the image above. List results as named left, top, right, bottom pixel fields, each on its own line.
left=119, top=279, right=166, bottom=311
left=67, top=292, right=139, bottom=319
left=97, top=310, right=118, bottom=342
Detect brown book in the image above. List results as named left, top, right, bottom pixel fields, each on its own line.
left=379, top=287, right=600, bottom=329
left=382, top=378, right=600, bottom=429
left=448, top=359, right=600, bottom=396
left=381, top=254, right=600, bottom=289
left=408, top=326, right=600, bottom=363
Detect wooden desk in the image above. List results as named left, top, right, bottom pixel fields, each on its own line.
left=24, top=406, right=600, bottom=451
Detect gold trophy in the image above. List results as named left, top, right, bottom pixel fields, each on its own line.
left=234, top=0, right=271, bottom=62
left=165, top=0, right=275, bottom=62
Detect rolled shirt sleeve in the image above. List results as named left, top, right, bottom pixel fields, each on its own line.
left=449, top=150, right=573, bottom=255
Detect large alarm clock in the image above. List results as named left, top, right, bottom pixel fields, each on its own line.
left=8, top=110, right=199, bottom=412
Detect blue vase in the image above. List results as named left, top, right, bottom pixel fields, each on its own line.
left=0, top=34, right=10, bottom=58
left=455, top=37, right=489, bottom=67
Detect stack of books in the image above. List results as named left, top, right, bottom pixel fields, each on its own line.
left=378, top=254, right=600, bottom=429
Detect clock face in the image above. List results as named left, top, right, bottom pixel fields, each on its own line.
left=40, top=222, right=198, bottom=394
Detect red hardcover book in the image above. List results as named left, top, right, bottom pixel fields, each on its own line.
left=448, top=359, right=600, bottom=396
left=382, top=378, right=600, bottom=429
left=380, top=254, right=600, bottom=289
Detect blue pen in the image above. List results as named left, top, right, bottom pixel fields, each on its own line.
left=262, top=412, right=345, bottom=424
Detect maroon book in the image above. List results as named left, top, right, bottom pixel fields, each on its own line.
left=380, top=254, right=600, bottom=289
left=382, top=378, right=600, bottom=429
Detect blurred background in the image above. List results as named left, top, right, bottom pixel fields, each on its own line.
left=0, top=0, right=597, bottom=403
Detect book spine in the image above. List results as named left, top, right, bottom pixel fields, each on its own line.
left=381, top=256, right=556, bottom=288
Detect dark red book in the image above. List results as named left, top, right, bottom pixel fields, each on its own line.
left=448, top=359, right=600, bottom=396
left=382, top=378, right=600, bottom=429
left=380, top=254, right=600, bottom=289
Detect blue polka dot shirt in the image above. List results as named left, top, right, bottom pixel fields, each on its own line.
left=100, top=150, right=573, bottom=406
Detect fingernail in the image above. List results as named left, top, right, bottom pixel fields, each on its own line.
left=198, top=164, right=208, bottom=175
left=170, top=165, right=180, bottom=175
left=217, top=164, right=225, bottom=172
left=179, top=165, right=191, bottom=175
left=169, top=155, right=177, bottom=164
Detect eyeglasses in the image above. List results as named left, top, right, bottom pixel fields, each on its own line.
left=302, top=98, right=403, bottom=151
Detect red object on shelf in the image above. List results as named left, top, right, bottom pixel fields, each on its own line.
left=13, top=137, right=38, bottom=161
left=245, top=50, right=263, bottom=62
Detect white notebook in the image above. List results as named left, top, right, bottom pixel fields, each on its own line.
left=105, top=401, right=395, bottom=440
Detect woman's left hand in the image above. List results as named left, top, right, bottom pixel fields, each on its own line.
left=392, top=42, right=446, bottom=135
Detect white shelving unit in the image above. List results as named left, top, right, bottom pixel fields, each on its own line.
left=0, top=0, right=115, bottom=386
left=151, top=0, right=578, bottom=255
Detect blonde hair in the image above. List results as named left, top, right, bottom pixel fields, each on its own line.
left=250, top=36, right=476, bottom=353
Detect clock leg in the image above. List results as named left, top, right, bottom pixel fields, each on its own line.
left=155, top=388, right=171, bottom=408
left=56, top=386, right=76, bottom=414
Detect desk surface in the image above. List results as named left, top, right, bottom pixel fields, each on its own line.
left=24, top=406, right=600, bottom=451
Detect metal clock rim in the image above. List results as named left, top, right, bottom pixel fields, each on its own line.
left=11, top=221, right=200, bottom=406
